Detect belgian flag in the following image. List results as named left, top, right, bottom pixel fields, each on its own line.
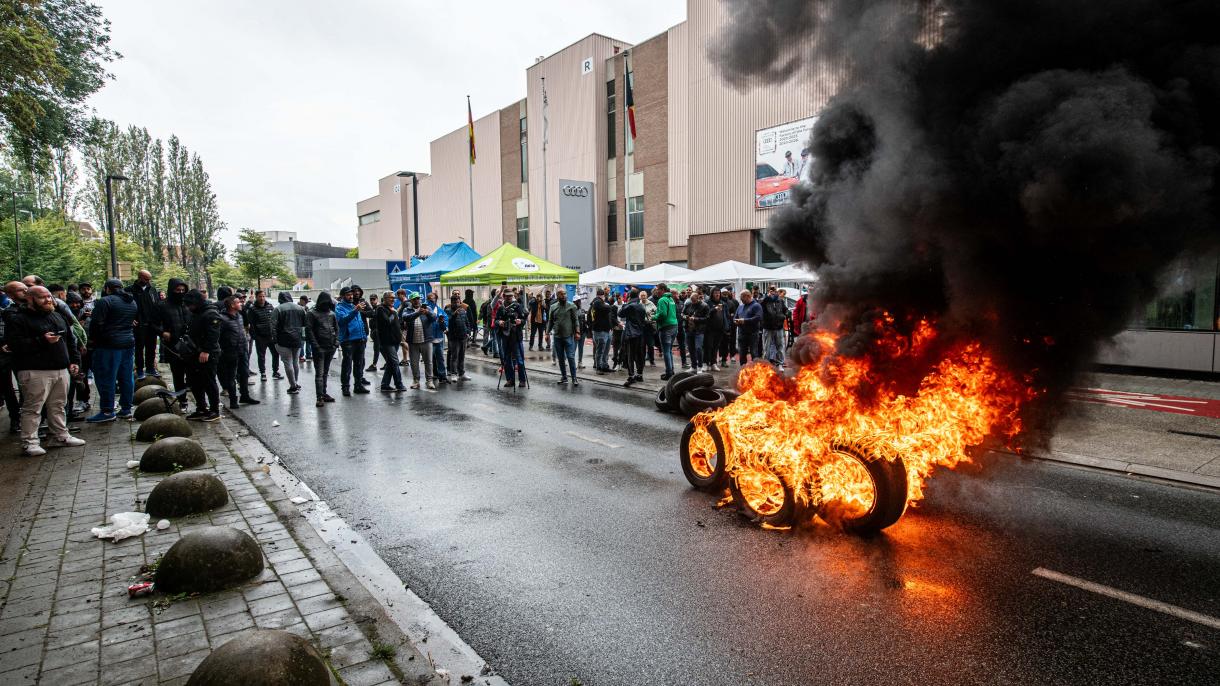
left=467, top=95, right=476, bottom=165
left=625, top=68, right=637, bottom=140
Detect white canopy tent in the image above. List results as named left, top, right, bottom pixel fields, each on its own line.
left=579, top=265, right=637, bottom=286
left=767, top=264, right=818, bottom=282
left=629, top=262, right=696, bottom=283
left=686, top=260, right=778, bottom=286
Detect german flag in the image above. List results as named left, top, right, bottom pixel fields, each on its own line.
left=625, top=67, right=637, bottom=140
left=467, top=96, right=476, bottom=165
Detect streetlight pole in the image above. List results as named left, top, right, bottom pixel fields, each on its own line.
left=11, top=188, right=32, bottom=277
left=396, top=171, right=421, bottom=258
left=105, top=174, right=128, bottom=278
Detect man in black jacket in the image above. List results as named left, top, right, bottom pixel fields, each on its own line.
left=182, top=290, right=223, bottom=421
left=373, top=292, right=406, bottom=392
left=154, top=278, right=192, bottom=399
left=218, top=295, right=260, bottom=409
left=4, top=286, right=85, bottom=455
left=126, top=270, right=160, bottom=380
left=1, top=281, right=26, bottom=433
left=87, top=279, right=138, bottom=423
left=246, top=289, right=278, bottom=380
left=495, top=291, right=528, bottom=388
left=683, top=290, right=712, bottom=373
left=590, top=289, right=614, bottom=373
left=619, top=290, right=648, bottom=386
left=444, top=292, right=470, bottom=381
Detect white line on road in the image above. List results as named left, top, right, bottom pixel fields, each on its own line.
left=1032, top=567, right=1220, bottom=630
left=566, top=431, right=622, bottom=449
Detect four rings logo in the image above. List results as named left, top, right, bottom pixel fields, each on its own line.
left=561, top=185, right=589, bottom=197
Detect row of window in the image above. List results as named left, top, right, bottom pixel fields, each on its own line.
left=512, top=195, right=644, bottom=252
left=358, top=211, right=380, bottom=226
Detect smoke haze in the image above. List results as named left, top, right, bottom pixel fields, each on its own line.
left=713, top=0, right=1220, bottom=429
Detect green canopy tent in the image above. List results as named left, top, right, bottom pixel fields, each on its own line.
left=439, top=242, right=579, bottom=286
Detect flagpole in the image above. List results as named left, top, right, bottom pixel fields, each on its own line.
left=468, top=95, right=476, bottom=253
left=623, top=51, right=631, bottom=270
left=541, top=76, right=550, bottom=261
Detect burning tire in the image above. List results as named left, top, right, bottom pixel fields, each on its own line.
left=816, top=441, right=908, bottom=535
left=679, top=387, right=728, bottom=418
left=729, top=466, right=798, bottom=527
left=679, top=420, right=728, bottom=491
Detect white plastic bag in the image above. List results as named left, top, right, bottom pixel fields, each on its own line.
left=91, top=512, right=151, bottom=542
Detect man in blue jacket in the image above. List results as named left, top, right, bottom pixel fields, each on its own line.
left=335, top=287, right=370, bottom=396
left=86, top=279, right=138, bottom=422
left=425, top=292, right=449, bottom=384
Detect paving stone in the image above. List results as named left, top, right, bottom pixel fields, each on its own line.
left=286, top=579, right=331, bottom=601
left=38, top=657, right=99, bottom=686
left=198, top=593, right=247, bottom=621
left=242, top=580, right=286, bottom=602
left=328, top=637, right=376, bottom=669
left=0, top=663, right=38, bottom=685
left=247, top=592, right=295, bottom=617
left=101, top=634, right=156, bottom=665
left=302, top=606, right=350, bottom=632
left=156, top=629, right=209, bottom=659
left=157, top=648, right=210, bottom=681
left=252, top=606, right=303, bottom=630
left=99, top=655, right=157, bottom=686
left=43, top=638, right=99, bottom=671
left=278, top=568, right=322, bottom=587
left=152, top=613, right=204, bottom=640
left=203, top=608, right=254, bottom=636
left=337, top=658, right=398, bottom=686
left=0, top=645, right=41, bottom=673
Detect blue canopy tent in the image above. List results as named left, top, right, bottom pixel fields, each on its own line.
left=395, top=241, right=482, bottom=293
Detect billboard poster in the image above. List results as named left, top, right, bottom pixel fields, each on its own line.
left=755, top=115, right=817, bottom=209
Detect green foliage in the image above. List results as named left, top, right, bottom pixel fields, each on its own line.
left=0, top=0, right=119, bottom=171
left=0, top=211, right=145, bottom=283
left=208, top=259, right=251, bottom=290
left=151, top=262, right=189, bottom=293
left=369, top=643, right=397, bottom=660
left=345, top=246, right=359, bottom=259
left=233, top=228, right=294, bottom=289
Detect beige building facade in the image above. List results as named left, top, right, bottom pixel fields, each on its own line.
left=356, top=0, right=823, bottom=270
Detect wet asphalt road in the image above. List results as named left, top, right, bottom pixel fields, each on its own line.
left=235, top=358, right=1220, bottom=686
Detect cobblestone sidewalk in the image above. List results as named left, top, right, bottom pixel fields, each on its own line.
left=0, top=415, right=433, bottom=685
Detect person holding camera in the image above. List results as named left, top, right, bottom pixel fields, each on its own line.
left=4, top=285, right=85, bottom=455
left=336, top=287, right=370, bottom=396
left=494, top=289, right=528, bottom=388
left=401, top=293, right=435, bottom=390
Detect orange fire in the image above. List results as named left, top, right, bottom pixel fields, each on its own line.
left=694, top=318, right=1036, bottom=530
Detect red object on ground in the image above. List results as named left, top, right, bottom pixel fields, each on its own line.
left=127, top=582, right=154, bottom=598
left=1066, top=388, right=1220, bottom=419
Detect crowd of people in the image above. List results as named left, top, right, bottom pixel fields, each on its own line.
left=481, top=282, right=811, bottom=388
left=0, top=270, right=811, bottom=457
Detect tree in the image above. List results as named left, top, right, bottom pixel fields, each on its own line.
left=150, top=261, right=189, bottom=293
left=345, top=246, right=359, bottom=258
left=233, top=228, right=293, bottom=290
left=208, top=259, right=251, bottom=290
left=0, top=0, right=119, bottom=172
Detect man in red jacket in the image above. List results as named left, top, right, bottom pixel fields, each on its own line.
left=791, top=288, right=814, bottom=339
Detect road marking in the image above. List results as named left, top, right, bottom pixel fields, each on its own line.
left=1066, top=387, right=1220, bottom=418
left=471, top=402, right=496, bottom=413
left=566, top=431, right=622, bottom=449
left=1032, top=567, right=1220, bottom=630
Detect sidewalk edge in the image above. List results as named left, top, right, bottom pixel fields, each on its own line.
left=997, top=448, right=1220, bottom=491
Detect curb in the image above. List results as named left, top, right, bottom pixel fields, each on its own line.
left=220, top=414, right=509, bottom=686
left=997, top=448, right=1220, bottom=491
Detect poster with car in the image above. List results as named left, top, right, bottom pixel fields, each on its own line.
left=755, top=115, right=817, bottom=209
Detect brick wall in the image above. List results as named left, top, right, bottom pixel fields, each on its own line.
left=688, top=229, right=754, bottom=269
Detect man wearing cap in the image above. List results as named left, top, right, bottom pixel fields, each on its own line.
left=335, top=287, right=370, bottom=396
left=86, top=279, right=138, bottom=422
left=4, top=285, right=85, bottom=455
left=401, top=293, right=435, bottom=389
left=126, top=269, right=160, bottom=380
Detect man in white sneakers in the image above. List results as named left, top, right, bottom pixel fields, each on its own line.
left=2, top=285, right=86, bottom=456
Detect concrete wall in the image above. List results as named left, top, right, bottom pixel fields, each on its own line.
left=311, top=258, right=391, bottom=292
left=1096, top=330, right=1220, bottom=373
left=526, top=34, right=630, bottom=264
left=356, top=173, right=416, bottom=260
left=416, top=111, right=503, bottom=256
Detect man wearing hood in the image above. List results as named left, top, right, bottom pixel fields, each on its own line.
left=1, top=281, right=28, bottom=433
left=154, top=278, right=192, bottom=403
left=335, top=287, right=370, bottom=395
left=306, top=292, right=339, bottom=405
left=87, top=279, right=138, bottom=422
left=183, top=290, right=223, bottom=421
left=272, top=291, right=306, bottom=395
left=126, top=270, right=160, bottom=380
left=218, top=295, right=260, bottom=408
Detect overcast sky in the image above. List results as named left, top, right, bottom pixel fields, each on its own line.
left=89, top=0, right=687, bottom=251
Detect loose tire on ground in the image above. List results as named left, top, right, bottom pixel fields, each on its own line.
left=679, top=387, right=729, bottom=418
left=655, top=387, right=674, bottom=413
left=669, top=372, right=714, bottom=400
left=679, top=420, right=729, bottom=491
left=663, top=371, right=697, bottom=411
left=817, top=441, right=908, bottom=536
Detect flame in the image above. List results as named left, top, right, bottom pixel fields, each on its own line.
left=698, top=318, right=1035, bottom=524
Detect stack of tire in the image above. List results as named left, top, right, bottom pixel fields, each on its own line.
left=655, top=371, right=741, bottom=418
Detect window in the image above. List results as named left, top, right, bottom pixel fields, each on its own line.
left=606, top=79, right=616, bottom=159
left=1135, top=254, right=1219, bottom=331
left=519, top=117, right=528, bottom=182
left=516, top=217, right=530, bottom=251
left=607, top=200, right=618, bottom=242
left=754, top=230, right=785, bottom=268
left=358, top=211, right=380, bottom=226
left=627, top=196, right=644, bottom=240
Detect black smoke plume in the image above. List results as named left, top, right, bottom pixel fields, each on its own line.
left=713, top=0, right=1220, bottom=432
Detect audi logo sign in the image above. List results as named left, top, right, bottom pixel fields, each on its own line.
left=562, top=185, right=589, bottom=197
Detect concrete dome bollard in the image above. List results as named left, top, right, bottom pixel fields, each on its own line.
left=145, top=472, right=228, bottom=517
left=136, top=413, right=193, bottom=442
left=185, top=630, right=331, bottom=686
left=135, top=375, right=167, bottom=391
left=134, top=396, right=181, bottom=422
left=140, top=437, right=207, bottom=472
left=134, top=384, right=170, bottom=405
left=155, top=526, right=265, bottom=594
